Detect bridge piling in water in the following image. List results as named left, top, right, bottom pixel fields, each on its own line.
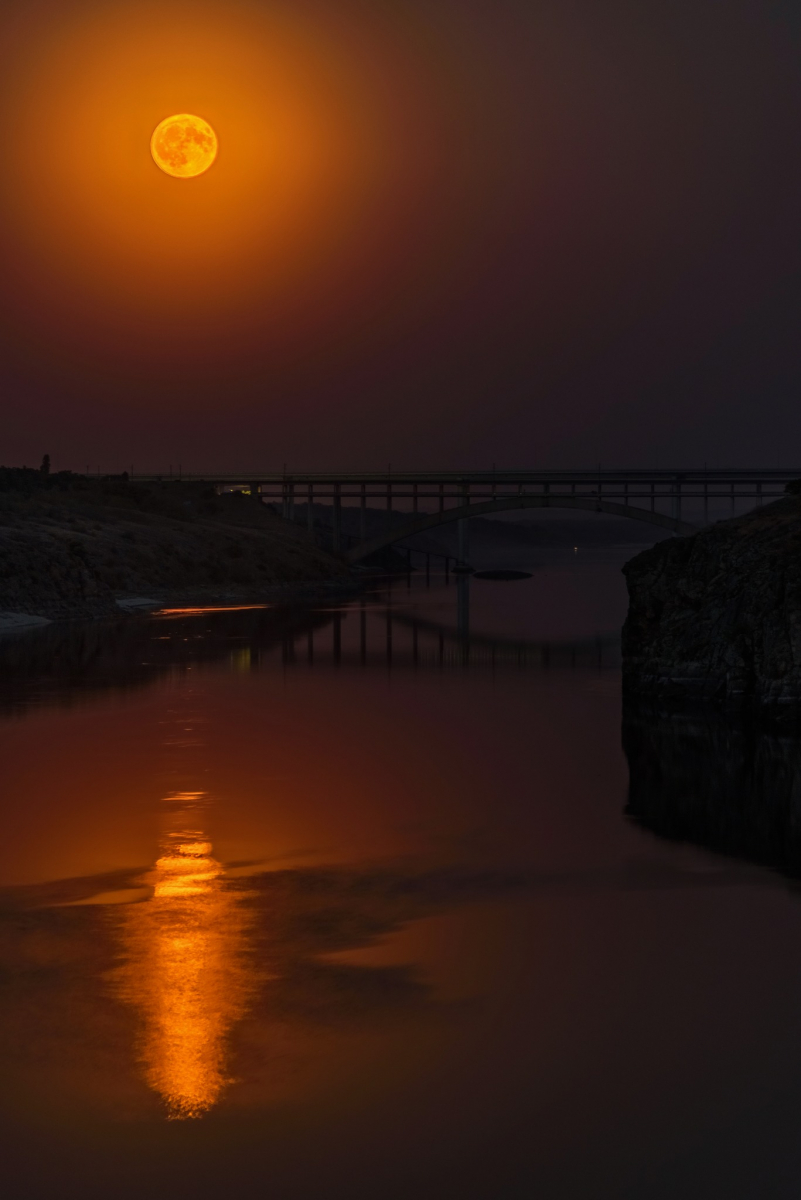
left=457, top=480, right=471, bottom=567
left=457, top=576, right=470, bottom=645
left=360, top=600, right=367, bottom=665
left=333, top=483, right=341, bottom=551
left=457, top=518, right=470, bottom=567
left=332, top=612, right=341, bottom=665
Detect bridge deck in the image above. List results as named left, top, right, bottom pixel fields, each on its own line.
left=130, top=467, right=801, bottom=559
left=134, top=466, right=800, bottom=487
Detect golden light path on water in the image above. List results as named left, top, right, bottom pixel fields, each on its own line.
left=114, top=792, right=252, bottom=1119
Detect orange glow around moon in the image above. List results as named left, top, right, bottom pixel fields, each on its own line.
left=151, top=113, right=218, bottom=178
left=0, top=0, right=473, bottom=391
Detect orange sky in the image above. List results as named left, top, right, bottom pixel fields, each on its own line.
left=0, top=0, right=799, bottom=469
left=2, top=2, right=444, bottom=353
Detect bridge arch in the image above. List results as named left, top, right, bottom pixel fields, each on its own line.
left=345, top=495, right=696, bottom=564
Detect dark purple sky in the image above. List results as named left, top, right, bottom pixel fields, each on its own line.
left=1, top=0, right=799, bottom=472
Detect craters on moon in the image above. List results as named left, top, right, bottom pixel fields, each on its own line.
left=150, top=114, right=218, bottom=179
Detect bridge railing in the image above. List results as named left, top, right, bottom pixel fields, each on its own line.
left=131, top=468, right=801, bottom=552
left=242, top=472, right=795, bottom=520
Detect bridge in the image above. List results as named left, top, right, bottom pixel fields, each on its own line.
left=134, top=467, right=800, bottom=564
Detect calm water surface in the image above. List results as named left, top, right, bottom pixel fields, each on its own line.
left=3, top=546, right=801, bottom=1198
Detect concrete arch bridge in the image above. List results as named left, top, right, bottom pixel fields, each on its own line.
left=137, top=468, right=799, bottom=565
left=343, top=493, right=695, bottom=565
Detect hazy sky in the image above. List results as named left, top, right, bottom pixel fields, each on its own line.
left=0, top=0, right=799, bottom=472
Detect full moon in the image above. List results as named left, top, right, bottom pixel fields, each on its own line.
left=150, top=114, right=218, bottom=179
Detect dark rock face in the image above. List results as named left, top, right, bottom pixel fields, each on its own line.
left=622, top=491, right=801, bottom=712
left=623, top=704, right=801, bottom=878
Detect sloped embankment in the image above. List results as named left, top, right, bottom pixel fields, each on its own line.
left=0, top=473, right=347, bottom=620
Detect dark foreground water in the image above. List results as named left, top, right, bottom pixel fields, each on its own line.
left=4, top=546, right=801, bottom=1199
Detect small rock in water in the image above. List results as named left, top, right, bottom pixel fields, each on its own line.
left=116, top=597, right=161, bottom=612
left=0, top=611, right=51, bottom=636
left=473, top=569, right=532, bottom=581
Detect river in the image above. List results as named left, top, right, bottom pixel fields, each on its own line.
left=3, top=542, right=801, bottom=1198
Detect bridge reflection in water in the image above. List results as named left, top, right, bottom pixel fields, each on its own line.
left=258, top=585, right=620, bottom=675
left=113, top=791, right=253, bottom=1119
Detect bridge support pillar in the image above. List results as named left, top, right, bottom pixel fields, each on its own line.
left=457, top=517, right=470, bottom=566
left=672, top=476, right=682, bottom=527
left=457, top=576, right=470, bottom=647
left=333, top=483, right=341, bottom=552
left=360, top=600, right=367, bottom=665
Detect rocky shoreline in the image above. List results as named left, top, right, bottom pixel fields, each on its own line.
left=0, top=469, right=351, bottom=625
left=622, top=483, right=801, bottom=715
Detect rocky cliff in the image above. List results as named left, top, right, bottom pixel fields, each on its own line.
left=622, top=485, right=801, bottom=713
